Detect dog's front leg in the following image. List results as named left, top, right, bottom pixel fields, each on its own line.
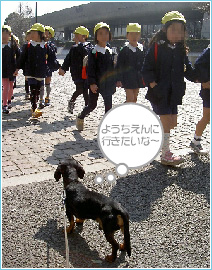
left=104, top=232, right=119, bottom=262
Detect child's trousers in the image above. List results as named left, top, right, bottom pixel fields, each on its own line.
left=71, top=80, right=89, bottom=106
left=28, top=79, right=44, bottom=111
left=78, top=90, right=112, bottom=119
left=2, top=78, right=13, bottom=106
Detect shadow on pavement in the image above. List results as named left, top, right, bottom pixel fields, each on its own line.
left=109, top=153, right=210, bottom=222
left=34, top=219, right=126, bottom=268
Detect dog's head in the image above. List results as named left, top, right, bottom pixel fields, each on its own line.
left=54, top=157, right=85, bottom=183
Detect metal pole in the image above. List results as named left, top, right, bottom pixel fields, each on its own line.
left=35, top=2, right=37, bottom=23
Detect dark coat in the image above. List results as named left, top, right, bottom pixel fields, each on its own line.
left=142, top=41, right=194, bottom=107
left=87, top=46, right=116, bottom=97
left=193, top=47, right=210, bottom=100
left=17, top=42, right=53, bottom=79
left=116, top=43, right=145, bottom=89
left=61, top=42, right=93, bottom=82
left=46, top=41, right=60, bottom=75
left=2, top=42, right=20, bottom=80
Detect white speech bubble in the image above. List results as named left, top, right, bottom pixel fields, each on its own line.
left=97, top=103, right=164, bottom=174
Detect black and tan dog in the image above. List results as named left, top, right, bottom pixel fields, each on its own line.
left=54, top=157, right=131, bottom=262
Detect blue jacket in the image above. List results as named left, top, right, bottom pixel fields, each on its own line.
left=142, top=41, right=194, bottom=107
left=194, top=47, right=210, bottom=100
left=17, top=41, right=53, bottom=79
left=87, top=45, right=116, bottom=97
left=46, top=40, right=60, bottom=73
left=116, top=43, right=145, bottom=89
left=61, top=42, right=93, bottom=82
left=2, top=42, right=20, bottom=80
left=194, top=47, right=210, bottom=83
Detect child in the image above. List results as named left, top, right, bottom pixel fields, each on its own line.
left=12, top=35, right=20, bottom=90
left=116, top=23, right=145, bottom=102
left=2, top=25, right=20, bottom=114
left=39, top=25, right=60, bottom=108
left=142, top=11, right=194, bottom=166
left=16, top=23, right=52, bottom=118
left=76, top=22, right=117, bottom=131
left=24, top=30, right=31, bottom=100
left=190, top=45, right=210, bottom=154
left=59, top=26, right=92, bottom=113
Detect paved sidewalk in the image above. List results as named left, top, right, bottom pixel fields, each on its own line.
left=2, top=58, right=210, bottom=186
left=2, top=57, right=210, bottom=268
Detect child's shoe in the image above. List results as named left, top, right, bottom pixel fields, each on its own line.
left=190, top=141, right=207, bottom=155
left=38, top=101, right=45, bottom=109
left=44, top=97, right=50, bottom=106
left=161, top=151, right=184, bottom=166
left=8, top=101, right=12, bottom=109
left=25, top=93, right=30, bottom=100
left=68, top=100, right=75, bottom=114
left=76, top=115, right=84, bottom=131
left=32, top=108, right=42, bottom=118
left=2, top=105, right=9, bottom=114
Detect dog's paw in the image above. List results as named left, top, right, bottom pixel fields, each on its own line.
left=119, top=243, right=125, bottom=251
left=105, top=255, right=116, bottom=263
left=75, top=218, right=84, bottom=225
left=66, top=224, right=75, bottom=234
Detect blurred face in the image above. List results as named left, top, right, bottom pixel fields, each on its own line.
left=96, top=27, right=109, bottom=47
left=2, top=30, right=10, bottom=44
left=74, top=33, right=85, bottom=44
left=45, top=30, right=51, bottom=41
left=127, top=32, right=141, bottom=47
left=30, top=30, right=42, bottom=42
left=166, top=22, right=185, bottom=44
left=26, top=32, right=31, bottom=41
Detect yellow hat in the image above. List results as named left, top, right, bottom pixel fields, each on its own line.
left=161, top=11, right=186, bottom=24
left=13, top=34, right=20, bottom=44
left=74, top=26, right=89, bottom=37
left=45, top=26, right=55, bottom=37
left=94, top=22, right=110, bottom=34
left=126, top=23, right=141, bottom=33
left=30, top=23, right=45, bottom=33
left=2, top=25, right=11, bottom=33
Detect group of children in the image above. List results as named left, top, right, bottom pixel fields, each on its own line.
left=2, top=10, right=210, bottom=166
left=2, top=22, right=59, bottom=117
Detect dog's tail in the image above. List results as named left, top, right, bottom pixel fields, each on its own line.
left=117, top=209, right=131, bottom=257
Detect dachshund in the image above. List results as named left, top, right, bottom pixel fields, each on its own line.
left=54, top=157, right=131, bottom=262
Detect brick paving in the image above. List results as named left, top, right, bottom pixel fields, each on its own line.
left=2, top=57, right=210, bottom=186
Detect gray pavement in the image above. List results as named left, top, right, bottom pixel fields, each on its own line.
left=2, top=57, right=210, bottom=268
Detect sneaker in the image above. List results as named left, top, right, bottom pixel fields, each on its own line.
left=76, top=115, right=84, bottom=131
left=25, top=93, right=30, bottom=100
left=161, top=151, right=184, bottom=166
left=7, top=101, right=12, bottom=109
left=2, top=105, right=9, bottom=114
left=190, top=142, right=207, bottom=155
left=32, top=108, right=42, bottom=118
left=38, top=102, right=45, bottom=109
left=68, top=100, right=75, bottom=114
left=44, top=97, right=50, bottom=106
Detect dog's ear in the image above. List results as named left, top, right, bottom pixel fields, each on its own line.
left=76, top=166, right=85, bottom=179
left=72, top=158, right=85, bottom=179
left=54, top=165, right=62, bottom=181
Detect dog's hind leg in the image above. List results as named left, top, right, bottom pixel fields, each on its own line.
left=66, top=214, right=75, bottom=233
left=117, top=215, right=125, bottom=251
left=104, top=231, right=119, bottom=262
